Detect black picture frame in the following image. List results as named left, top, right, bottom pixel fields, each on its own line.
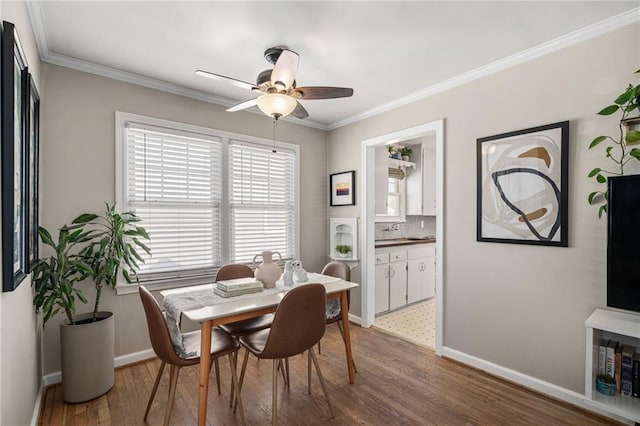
left=1, top=21, right=29, bottom=291
left=329, top=170, right=356, bottom=206
left=26, top=74, right=39, bottom=272
left=476, top=121, right=569, bottom=247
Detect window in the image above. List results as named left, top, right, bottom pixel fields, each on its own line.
left=116, top=112, right=299, bottom=290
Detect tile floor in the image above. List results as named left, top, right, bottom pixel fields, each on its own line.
left=373, top=298, right=436, bottom=349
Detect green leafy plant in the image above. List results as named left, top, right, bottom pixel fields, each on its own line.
left=32, top=204, right=150, bottom=325
left=399, top=147, right=413, bottom=158
left=335, top=244, right=352, bottom=255
left=596, top=374, right=616, bottom=385
left=78, top=203, right=150, bottom=321
left=32, top=223, right=94, bottom=325
left=588, top=69, right=640, bottom=218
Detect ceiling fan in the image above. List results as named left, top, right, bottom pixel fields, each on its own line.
left=196, top=46, right=354, bottom=120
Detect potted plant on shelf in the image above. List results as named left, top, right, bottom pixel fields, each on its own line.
left=595, top=374, right=617, bottom=396
left=587, top=69, right=640, bottom=218
left=400, top=147, right=413, bottom=162
left=32, top=203, right=150, bottom=403
left=335, top=244, right=352, bottom=258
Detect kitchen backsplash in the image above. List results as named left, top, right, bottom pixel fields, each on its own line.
left=375, top=216, right=436, bottom=240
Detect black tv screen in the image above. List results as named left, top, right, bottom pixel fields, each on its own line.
left=607, top=175, right=640, bottom=313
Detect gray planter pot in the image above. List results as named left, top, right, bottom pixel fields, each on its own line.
left=60, top=311, right=114, bottom=403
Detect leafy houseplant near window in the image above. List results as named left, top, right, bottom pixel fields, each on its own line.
left=587, top=70, right=640, bottom=218
left=32, top=204, right=150, bottom=403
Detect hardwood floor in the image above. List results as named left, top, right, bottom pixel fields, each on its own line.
left=39, top=324, right=618, bottom=425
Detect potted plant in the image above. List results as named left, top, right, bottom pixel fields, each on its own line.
left=587, top=69, right=640, bottom=218
left=595, top=374, right=617, bottom=396
left=32, top=203, right=150, bottom=403
left=335, top=244, right=352, bottom=258
left=399, top=147, right=413, bottom=161
left=387, top=145, right=396, bottom=159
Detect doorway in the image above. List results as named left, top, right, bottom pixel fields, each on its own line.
left=359, top=119, right=444, bottom=356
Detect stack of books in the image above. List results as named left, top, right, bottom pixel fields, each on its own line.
left=214, top=277, right=263, bottom=298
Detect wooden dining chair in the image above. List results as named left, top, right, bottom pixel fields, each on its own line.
left=237, top=283, right=334, bottom=425
left=319, top=261, right=357, bottom=373
left=138, top=286, right=245, bottom=426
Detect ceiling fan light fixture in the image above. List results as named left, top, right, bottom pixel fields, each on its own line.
left=257, top=93, right=297, bottom=118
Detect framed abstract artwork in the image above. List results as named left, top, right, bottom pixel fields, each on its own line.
left=26, top=74, right=39, bottom=272
left=477, top=121, right=569, bottom=247
left=330, top=170, right=355, bottom=206
left=1, top=21, right=29, bottom=291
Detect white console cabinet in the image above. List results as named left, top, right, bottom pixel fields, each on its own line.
left=585, top=308, right=640, bottom=422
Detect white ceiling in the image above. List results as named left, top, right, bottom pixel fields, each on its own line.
left=27, top=1, right=639, bottom=129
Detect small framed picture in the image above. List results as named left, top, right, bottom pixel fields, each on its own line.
left=329, top=170, right=355, bottom=206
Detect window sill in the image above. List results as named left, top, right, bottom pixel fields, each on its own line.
left=115, top=274, right=217, bottom=295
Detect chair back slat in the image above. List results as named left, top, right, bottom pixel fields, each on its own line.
left=216, top=264, right=254, bottom=281
left=260, top=284, right=326, bottom=358
left=139, top=286, right=183, bottom=365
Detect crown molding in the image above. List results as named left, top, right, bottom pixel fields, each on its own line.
left=27, top=3, right=638, bottom=132
left=328, top=6, right=640, bottom=130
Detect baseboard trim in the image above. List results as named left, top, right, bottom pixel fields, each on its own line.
left=43, top=348, right=156, bottom=387
left=30, top=379, right=45, bottom=426
left=348, top=313, right=362, bottom=326
left=442, top=346, right=631, bottom=424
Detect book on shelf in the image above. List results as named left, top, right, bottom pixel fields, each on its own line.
left=216, top=277, right=262, bottom=291
left=621, top=345, right=636, bottom=396
left=598, top=339, right=607, bottom=376
left=633, top=354, right=640, bottom=398
left=606, top=340, right=618, bottom=379
left=214, top=286, right=263, bottom=298
left=615, top=344, right=622, bottom=393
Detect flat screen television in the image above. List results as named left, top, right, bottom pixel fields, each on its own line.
left=607, top=175, right=640, bottom=313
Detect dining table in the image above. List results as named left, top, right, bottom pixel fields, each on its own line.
left=160, top=273, right=359, bottom=426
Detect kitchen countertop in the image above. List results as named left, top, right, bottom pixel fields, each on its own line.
left=375, top=237, right=436, bottom=248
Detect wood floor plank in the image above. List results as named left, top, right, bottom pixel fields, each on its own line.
left=38, top=325, right=620, bottom=425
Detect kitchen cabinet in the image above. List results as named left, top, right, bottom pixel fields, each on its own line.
left=407, top=245, right=435, bottom=303
left=375, top=243, right=435, bottom=315
left=406, top=144, right=436, bottom=216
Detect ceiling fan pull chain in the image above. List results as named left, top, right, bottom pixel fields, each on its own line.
left=272, top=118, right=278, bottom=153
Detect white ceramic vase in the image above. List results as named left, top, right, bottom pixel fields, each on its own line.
left=253, top=251, right=282, bottom=289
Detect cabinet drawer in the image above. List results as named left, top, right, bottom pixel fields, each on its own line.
left=389, top=251, right=407, bottom=262
left=408, top=244, right=435, bottom=259
left=375, top=252, right=389, bottom=264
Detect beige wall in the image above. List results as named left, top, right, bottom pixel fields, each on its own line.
left=0, top=2, right=44, bottom=425
left=328, top=23, right=640, bottom=393
left=40, top=64, right=328, bottom=374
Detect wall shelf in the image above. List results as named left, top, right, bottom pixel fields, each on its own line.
left=388, top=158, right=416, bottom=170
left=329, top=218, right=359, bottom=268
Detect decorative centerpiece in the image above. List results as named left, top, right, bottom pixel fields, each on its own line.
left=335, top=244, right=352, bottom=258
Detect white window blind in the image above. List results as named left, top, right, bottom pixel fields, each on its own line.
left=125, top=123, right=223, bottom=278
left=229, top=140, right=296, bottom=263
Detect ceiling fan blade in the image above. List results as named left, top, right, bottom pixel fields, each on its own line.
left=291, top=101, right=309, bottom=119
left=294, top=86, right=354, bottom=100
left=270, top=49, right=299, bottom=90
left=196, top=70, right=257, bottom=91
left=227, top=98, right=258, bottom=112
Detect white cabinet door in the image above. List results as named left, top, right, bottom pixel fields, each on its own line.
left=375, top=263, right=390, bottom=314
left=389, top=261, right=407, bottom=310
left=423, top=255, right=436, bottom=299
left=407, top=258, right=423, bottom=304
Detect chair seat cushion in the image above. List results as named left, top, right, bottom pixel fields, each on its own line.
left=181, top=329, right=239, bottom=361
left=238, top=329, right=270, bottom=357
left=219, top=314, right=274, bottom=337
